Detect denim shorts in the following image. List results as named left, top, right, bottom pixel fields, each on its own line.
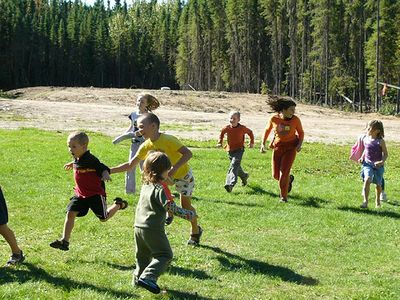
left=362, top=162, right=384, bottom=186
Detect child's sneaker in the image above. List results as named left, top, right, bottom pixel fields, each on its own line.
left=241, top=173, right=249, bottom=186
left=6, top=251, right=25, bottom=266
left=224, top=185, right=233, bottom=193
left=114, top=197, right=128, bottom=210
left=165, top=215, right=174, bottom=226
left=380, top=191, right=387, bottom=202
left=50, top=239, right=69, bottom=251
left=137, top=278, right=161, bottom=294
left=187, top=226, right=203, bottom=246
left=360, top=202, right=368, bottom=209
left=280, top=197, right=288, bottom=203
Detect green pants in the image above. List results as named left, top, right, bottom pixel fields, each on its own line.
left=134, top=227, right=173, bottom=282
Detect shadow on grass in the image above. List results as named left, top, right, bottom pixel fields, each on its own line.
left=290, top=194, right=330, bottom=208
left=194, top=196, right=266, bottom=208
left=167, top=265, right=213, bottom=280
left=0, top=262, right=137, bottom=298
left=166, top=289, right=214, bottom=300
left=200, top=245, right=318, bottom=286
left=105, top=262, right=135, bottom=271
left=338, top=206, right=400, bottom=219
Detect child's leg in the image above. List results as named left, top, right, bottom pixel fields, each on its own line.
left=362, top=177, right=372, bottom=207
left=225, top=149, right=244, bottom=187
left=125, top=142, right=140, bottom=194
left=102, top=202, right=121, bottom=222
left=139, top=228, right=173, bottom=282
left=0, top=224, right=22, bottom=254
left=271, top=149, right=282, bottom=181
left=62, top=211, right=79, bottom=242
left=278, top=148, right=297, bottom=199
left=180, top=194, right=199, bottom=234
left=375, top=185, right=382, bottom=207
left=134, top=228, right=152, bottom=280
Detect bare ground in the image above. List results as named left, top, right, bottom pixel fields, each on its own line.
left=1, top=86, right=400, bottom=144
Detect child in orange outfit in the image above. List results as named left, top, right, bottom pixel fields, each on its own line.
left=218, top=111, right=254, bottom=192
left=260, top=98, right=304, bottom=202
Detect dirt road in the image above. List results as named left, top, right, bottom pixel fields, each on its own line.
left=1, top=87, right=399, bottom=144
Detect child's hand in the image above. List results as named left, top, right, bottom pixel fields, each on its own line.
left=64, top=162, right=73, bottom=170
left=260, top=145, right=266, bottom=153
left=216, top=143, right=222, bottom=148
left=375, top=161, right=384, bottom=168
left=358, top=158, right=363, bottom=164
left=102, top=170, right=111, bottom=182
left=249, top=142, right=254, bottom=148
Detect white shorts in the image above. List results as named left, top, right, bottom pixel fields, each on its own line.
left=174, top=169, right=195, bottom=197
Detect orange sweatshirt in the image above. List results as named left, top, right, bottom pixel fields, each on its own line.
left=262, top=115, right=304, bottom=146
left=219, top=124, right=254, bottom=151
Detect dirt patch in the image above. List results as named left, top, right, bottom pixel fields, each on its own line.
left=1, top=86, right=400, bottom=144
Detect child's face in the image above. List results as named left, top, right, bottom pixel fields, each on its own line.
left=367, top=126, right=379, bottom=137
left=68, top=138, right=87, bottom=159
left=229, top=114, right=240, bottom=127
left=282, top=106, right=296, bottom=119
left=137, top=118, right=157, bottom=139
left=136, top=96, right=148, bottom=113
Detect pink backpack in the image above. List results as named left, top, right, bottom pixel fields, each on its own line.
left=349, top=134, right=365, bottom=162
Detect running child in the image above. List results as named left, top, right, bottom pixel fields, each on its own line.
left=111, top=113, right=202, bottom=245
left=217, top=111, right=254, bottom=192
left=0, top=186, right=25, bottom=266
left=260, top=98, right=304, bottom=203
left=359, top=120, right=388, bottom=208
left=113, top=94, right=160, bottom=194
left=50, top=131, right=128, bottom=251
left=133, top=151, right=196, bottom=294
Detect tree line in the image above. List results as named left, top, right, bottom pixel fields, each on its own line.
left=1, top=0, right=399, bottom=113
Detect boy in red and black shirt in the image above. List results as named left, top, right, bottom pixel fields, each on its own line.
left=50, top=131, right=128, bottom=251
left=217, top=111, right=254, bottom=192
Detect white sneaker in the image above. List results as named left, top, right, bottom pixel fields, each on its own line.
left=380, top=191, right=387, bottom=202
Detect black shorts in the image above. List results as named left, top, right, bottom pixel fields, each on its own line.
left=66, top=195, right=108, bottom=220
left=0, top=187, right=9, bottom=225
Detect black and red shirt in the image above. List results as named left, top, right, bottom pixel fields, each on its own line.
left=73, top=151, right=110, bottom=198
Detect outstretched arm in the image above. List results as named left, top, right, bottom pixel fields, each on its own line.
left=110, top=156, right=141, bottom=174
left=165, top=201, right=196, bottom=222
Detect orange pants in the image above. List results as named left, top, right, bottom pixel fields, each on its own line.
left=271, top=139, right=298, bottom=198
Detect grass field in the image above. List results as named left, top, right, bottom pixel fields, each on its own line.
left=1, top=128, right=400, bottom=299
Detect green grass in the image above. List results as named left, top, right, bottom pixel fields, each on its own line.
left=1, top=128, right=400, bottom=299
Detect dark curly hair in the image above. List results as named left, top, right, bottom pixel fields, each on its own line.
left=142, top=151, right=172, bottom=184
left=268, top=98, right=297, bottom=112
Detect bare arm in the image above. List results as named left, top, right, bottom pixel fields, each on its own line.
left=260, top=121, right=273, bottom=153
left=168, top=146, right=192, bottom=178
left=375, top=139, right=388, bottom=167
left=110, top=156, right=141, bottom=174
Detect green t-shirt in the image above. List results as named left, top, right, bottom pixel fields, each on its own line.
left=135, top=183, right=168, bottom=229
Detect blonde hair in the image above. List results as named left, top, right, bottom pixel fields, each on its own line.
left=137, top=94, right=160, bottom=111
left=142, top=151, right=171, bottom=184
left=368, top=120, right=384, bottom=138
left=229, top=111, right=240, bottom=119
left=68, top=131, right=89, bottom=145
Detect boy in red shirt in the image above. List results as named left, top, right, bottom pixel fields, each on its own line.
left=50, top=131, right=128, bottom=251
left=217, top=111, right=254, bottom=192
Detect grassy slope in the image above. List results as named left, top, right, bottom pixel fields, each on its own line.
left=0, top=128, right=400, bottom=299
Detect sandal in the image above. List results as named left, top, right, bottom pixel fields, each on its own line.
left=114, top=197, right=128, bottom=210
left=187, top=226, right=203, bottom=246
left=50, top=239, right=69, bottom=251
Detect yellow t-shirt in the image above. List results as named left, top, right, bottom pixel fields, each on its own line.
left=136, top=133, right=190, bottom=179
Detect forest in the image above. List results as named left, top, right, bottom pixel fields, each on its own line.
left=1, top=0, right=399, bottom=113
